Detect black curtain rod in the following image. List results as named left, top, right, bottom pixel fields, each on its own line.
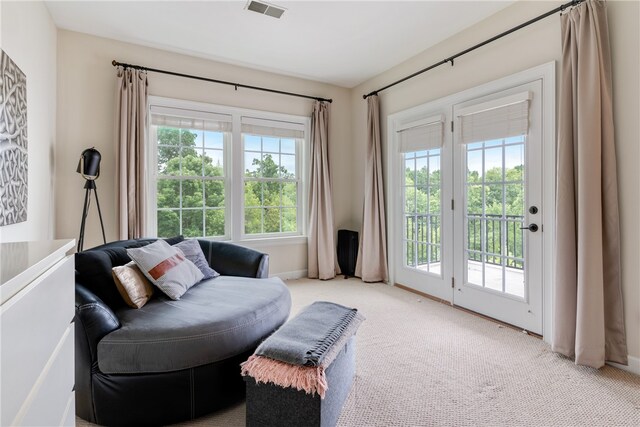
left=363, top=0, right=585, bottom=99
left=112, top=60, right=333, bottom=103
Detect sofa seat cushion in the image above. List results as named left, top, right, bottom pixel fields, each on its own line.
left=97, top=276, right=291, bottom=374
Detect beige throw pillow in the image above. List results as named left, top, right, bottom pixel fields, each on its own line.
left=112, top=261, right=155, bottom=308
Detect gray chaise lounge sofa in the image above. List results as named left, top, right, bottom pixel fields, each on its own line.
left=74, top=237, right=291, bottom=426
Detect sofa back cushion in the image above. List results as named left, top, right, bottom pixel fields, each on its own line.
left=75, top=248, right=132, bottom=309
left=75, top=236, right=184, bottom=308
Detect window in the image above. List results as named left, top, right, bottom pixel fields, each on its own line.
left=403, top=148, right=442, bottom=274
left=148, top=99, right=308, bottom=242
left=396, top=115, right=444, bottom=276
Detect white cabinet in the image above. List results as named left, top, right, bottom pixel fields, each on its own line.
left=1, top=240, right=76, bottom=427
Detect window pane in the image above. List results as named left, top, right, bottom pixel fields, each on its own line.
left=204, top=131, right=223, bottom=149
left=429, top=155, right=440, bottom=185
left=205, top=209, right=225, bottom=237
left=281, top=139, right=295, bottom=154
left=415, top=157, right=428, bottom=186
left=467, top=150, right=482, bottom=183
left=405, top=158, right=415, bottom=185
left=263, top=181, right=280, bottom=206
left=180, top=149, right=203, bottom=177
left=282, top=208, right=297, bottom=232
left=429, top=186, right=440, bottom=214
left=182, top=179, right=203, bottom=208
left=157, top=179, right=181, bottom=209
left=182, top=210, right=203, bottom=238
left=404, top=187, right=416, bottom=213
left=264, top=208, right=280, bottom=233
left=261, top=154, right=279, bottom=178
left=157, top=210, right=180, bottom=238
left=415, top=186, right=428, bottom=214
left=205, top=180, right=225, bottom=208
left=245, top=181, right=262, bottom=207
left=485, top=219, right=502, bottom=260
left=263, top=137, right=279, bottom=153
left=485, top=184, right=503, bottom=216
left=405, top=241, right=415, bottom=267
left=204, top=149, right=224, bottom=177
left=466, top=185, right=483, bottom=215
left=484, top=147, right=502, bottom=182
left=180, top=128, right=199, bottom=147
left=244, top=152, right=261, bottom=176
left=245, top=134, right=261, bottom=151
left=505, top=144, right=524, bottom=181
left=404, top=216, right=415, bottom=240
left=280, top=154, right=296, bottom=178
left=158, top=145, right=181, bottom=176
left=506, top=183, right=524, bottom=217
left=245, top=208, right=262, bottom=234
left=467, top=218, right=482, bottom=252
left=282, top=183, right=297, bottom=207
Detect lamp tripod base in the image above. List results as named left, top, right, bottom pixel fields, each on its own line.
left=77, top=180, right=107, bottom=252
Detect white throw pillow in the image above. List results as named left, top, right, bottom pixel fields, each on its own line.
left=126, top=240, right=204, bottom=300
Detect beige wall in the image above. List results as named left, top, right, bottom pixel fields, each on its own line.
left=0, top=1, right=57, bottom=243
left=53, top=1, right=638, bottom=357
left=55, top=30, right=352, bottom=276
left=350, top=1, right=640, bottom=359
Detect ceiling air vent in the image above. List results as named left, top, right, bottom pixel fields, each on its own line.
left=246, top=0, right=286, bottom=19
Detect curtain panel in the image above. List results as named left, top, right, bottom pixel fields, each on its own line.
left=355, top=95, right=389, bottom=283
left=116, top=68, right=148, bottom=240
left=308, top=101, right=338, bottom=279
left=553, top=0, right=627, bottom=368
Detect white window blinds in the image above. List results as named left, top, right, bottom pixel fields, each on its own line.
left=457, top=91, right=531, bottom=144
left=150, top=106, right=232, bottom=132
left=241, top=117, right=305, bottom=139
left=397, top=115, right=444, bottom=153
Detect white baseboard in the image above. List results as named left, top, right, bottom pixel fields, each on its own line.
left=272, top=269, right=308, bottom=281
left=607, top=355, right=640, bottom=376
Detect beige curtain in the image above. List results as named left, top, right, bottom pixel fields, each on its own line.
left=308, top=101, right=338, bottom=280
left=116, top=67, right=148, bottom=240
left=355, top=95, right=388, bottom=283
left=553, top=0, right=627, bottom=368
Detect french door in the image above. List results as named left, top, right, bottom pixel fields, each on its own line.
left=392, top=78, right=545, bottom=334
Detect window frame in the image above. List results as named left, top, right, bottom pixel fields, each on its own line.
left=146, top=96, right=309, bottom=244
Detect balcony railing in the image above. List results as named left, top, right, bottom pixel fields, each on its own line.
left=467, top=213, right=524, bottom=269
left=406, top=213, right=524, bottom=270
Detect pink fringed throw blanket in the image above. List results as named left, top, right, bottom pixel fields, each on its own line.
left=241, top=306, right=364, bottom=399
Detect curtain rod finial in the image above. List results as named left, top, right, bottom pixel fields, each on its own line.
left=112, top=60, right=117, bottom=67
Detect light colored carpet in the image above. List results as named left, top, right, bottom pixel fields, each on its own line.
left=79, top=278, right=640, bottom=427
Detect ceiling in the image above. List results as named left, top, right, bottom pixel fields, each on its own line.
left=45, top=1, right=515, bottom=88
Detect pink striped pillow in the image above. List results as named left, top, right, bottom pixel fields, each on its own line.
left=126, top=240, right=203, bottom=300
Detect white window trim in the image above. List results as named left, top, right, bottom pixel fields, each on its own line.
left=147, top=96, right=310, bottom=245
left=386, top=62, right=555, bottom=342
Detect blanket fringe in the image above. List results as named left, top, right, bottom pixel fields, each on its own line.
left=241, top=355, right=328, bottom=398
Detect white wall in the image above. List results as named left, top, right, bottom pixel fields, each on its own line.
left=55, top=30, right=352, bottom=276
left=0, top=1, right=57, bottom=243
left=350, top=0, right=640, bottom=360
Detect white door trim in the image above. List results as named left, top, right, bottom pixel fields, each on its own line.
left=386, top=62, right=556, bottom=342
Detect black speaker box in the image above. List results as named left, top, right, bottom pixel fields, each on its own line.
left=337, top=229, right=358, bottom=278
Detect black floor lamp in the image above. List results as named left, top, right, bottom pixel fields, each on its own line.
left=77, top=148, right=106, bottom=252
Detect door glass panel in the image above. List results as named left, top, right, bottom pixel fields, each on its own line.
left=464, top=138, right=526, bottom=299
left=403, top=148, right=442, bottom=276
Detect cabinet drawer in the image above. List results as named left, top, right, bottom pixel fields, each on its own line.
left=19, top=324, right=75, bottom=426
left=1, top=256, right=75, bottom=426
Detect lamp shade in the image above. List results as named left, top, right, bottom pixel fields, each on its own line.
left=77, top=148, right=101, bottom=180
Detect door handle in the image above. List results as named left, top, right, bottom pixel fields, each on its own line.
left=520, top=224, right=538, bottom=232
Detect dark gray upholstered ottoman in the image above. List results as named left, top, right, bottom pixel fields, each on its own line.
left=245, top=336, right=356, bottom=427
